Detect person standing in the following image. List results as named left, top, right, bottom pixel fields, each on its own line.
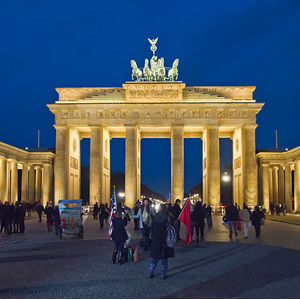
left=225, top=204, right=239, bottom=239
left=36, top=202, right=44, bottom=222
left=19, top=202, right=26, bottom=233
left=239, top=204, right=251, bottom=239
left=13, top=202, right=21, bottom=233
left=53, top=205, right=61, bottom=235
left=131, top=198, right=155, bottom=251
left=111, top=209, right=128, bottom=264
left=93, top=202, right=99, bottom=219
left=191, top=202, right=205, bottom=247
left=44, top=203, right=54, bottom=232
left=251, top=206, right=263, bottom=238
left=169, top=199, right=182, bottom=241
left=99, top=204, right=105, bottom=228
left=133, top=201, right=140, bottom=230
left=149, top=204, right=174, bottom=279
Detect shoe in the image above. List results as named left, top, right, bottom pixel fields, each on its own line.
left=161, top=274, right=167, bottom=279
left=149, top=273, right=154, bottom=278
left=177, top=237, right=182, bottom=241
left=244, top=236, right=248, bottom=239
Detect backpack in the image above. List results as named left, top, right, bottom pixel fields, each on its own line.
left=166, top=223, right=176, bottom=248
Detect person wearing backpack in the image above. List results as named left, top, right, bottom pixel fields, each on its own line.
left=149, top=204, right=174, bottom=279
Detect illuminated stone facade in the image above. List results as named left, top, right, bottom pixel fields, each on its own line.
left=257, top=147, right=300, bottom=212
left=0, top=143, right=54, bottom=205
left=48, top=81, right=263, bottom=209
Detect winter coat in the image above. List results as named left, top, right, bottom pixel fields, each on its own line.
left=225, top=205, right=239, bottom=221
left=191, top=207, right=205, bottom=226
left=150, top=212, right=175, bottom=259
left=239, top=209, right=251, bottom=222
left=131, top=207, right=155, bottom=229
left=251, top=210, right=263, bottom=226
left=111, top=216, right=128, bottom=243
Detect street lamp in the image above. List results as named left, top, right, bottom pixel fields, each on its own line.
left=118, top=192, right=125, bottom=205
left=222, top=172, right=230, bottom=182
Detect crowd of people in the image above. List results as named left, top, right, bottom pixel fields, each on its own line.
left=0, top=201, right=26, bottom=234
left=270, top=203, right=287, bottom=216
left=225, top=203, right=265, bottom=239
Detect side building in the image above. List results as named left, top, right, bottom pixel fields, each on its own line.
left=0, top=142, right=54, bottom=206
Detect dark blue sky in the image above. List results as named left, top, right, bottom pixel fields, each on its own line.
left=1, top=0, right=300, bottom=198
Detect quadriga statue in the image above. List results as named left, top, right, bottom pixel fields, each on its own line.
left=131, top=60, right=142, bottom=81
left=143, top=59, right=152, bottom=81
left=168, top=58, right=179, bottom=81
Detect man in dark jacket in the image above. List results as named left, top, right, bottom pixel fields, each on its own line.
left=149, top=204, right=174, bottom=279
left=251, top=206, right=263, bottom=238
left=225, top=204, right=239, bottom=239
left=36, top=203, right=44, bottom=222
left=19, top=202, right=26, bottom=233
left=169, top=199, right=182, bottom=240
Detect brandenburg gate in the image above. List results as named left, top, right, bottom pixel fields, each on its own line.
left=47, top=39, right=264, bottom=209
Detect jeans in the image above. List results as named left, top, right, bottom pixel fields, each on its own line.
left=242, top=222, right=249, bottom=237
left=228, top=221, right=237, bottom=238
left=141, top=223, right=150, bottom=250
left=149, top=258, right=168, bottom=276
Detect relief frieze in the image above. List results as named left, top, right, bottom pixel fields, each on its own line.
left=104, top=157, right=109, bottom=170
left=128, top=89, right=179, bottom=100
left=234, top=156, right=241, bottom=169
left=70, top=156, right=78, bottom=170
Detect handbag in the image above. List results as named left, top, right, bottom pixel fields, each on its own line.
left=236, top=221, right=242, bottom=231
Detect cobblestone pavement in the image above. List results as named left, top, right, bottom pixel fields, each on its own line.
left=0, top=214, right=300, bottom=298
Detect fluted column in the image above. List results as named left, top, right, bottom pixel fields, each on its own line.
left=11, top=160, right=18, bottom=203
left=242, top=126, right=257, bottom=207
left=0, top=157, right=8, bottom=202
left=268, top=167, right=273, bottom=207
left=203, top=126, right=220, bottom=206
left=28, top=164, right=35, bottom=203
left=294, top=160, right=300, bottom=212
left=261, top=164, right=269, bottom=211
left=278, top=166, right=285, bottom=204
left=54, top=126, right=68, bottom=202
left=171, top=126, right=184, bottom=204
left=90, top=127, right=102, bottom=206
left=35, top=166, right=42, bottom=203
left=21, top=163, right=28, bottom=202
left=285, top=164, right=292, bottom=212
left=125, top=126, right=139, bottom=209
left=272, top=167, right=279, bottom=204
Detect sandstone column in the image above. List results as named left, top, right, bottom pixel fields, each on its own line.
left=268, top=167, right=273, bottom=206
left=11, top=160, right=18, bottom=203
left=125, top=126, right=140, bottom=209
left=90, top=127, right=102, bottom=206
left=261, top=164, right=269, bottom=211
left=278, top=165, right=285, bottom=204
left=242, top=126, right=257, bottom=207
left=35, top=166, right=42, bottom=203
left=54, top=126, right=68, bottom=202
left=203, top=127, right=220, bottom=206
left=171, top=126, right=184, bottom=204
left=285, top=164, right=292, bottom=212
left=28, top=164, right=35, bottom=203
left=0, top=157, right=8, bottom=202
left=42, top=164, right=52, bottom=206
left=294, top=160, right=300, bottom=212
left=272, top=167, right=279, bottom=204
left=21, top=163, right=28, bottom=202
